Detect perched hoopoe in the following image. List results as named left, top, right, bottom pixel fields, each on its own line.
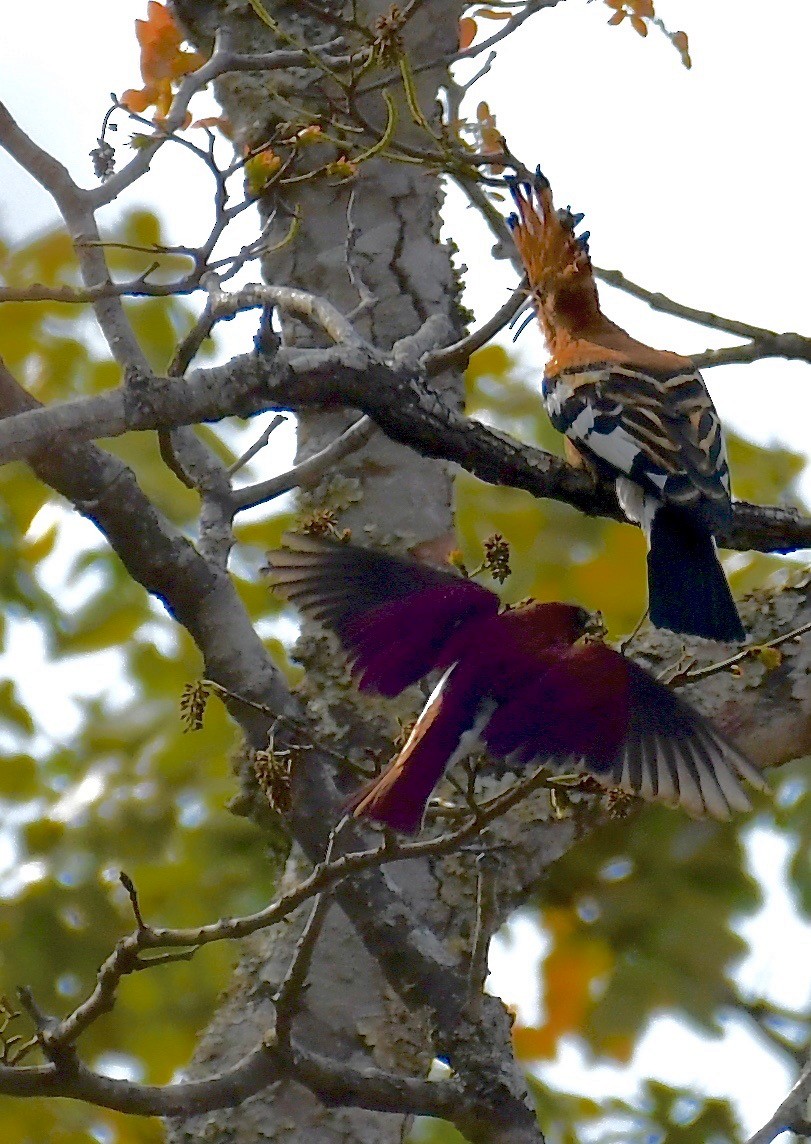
left=267, top=534, right=763, bottom=833
left=506, top=169, right=745, bottom=643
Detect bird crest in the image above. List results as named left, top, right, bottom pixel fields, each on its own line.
left=506, top=168, right=602, bottom=348
left=506, top=167, right=694, bottom=375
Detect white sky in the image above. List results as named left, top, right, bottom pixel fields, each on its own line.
left=1, top=1, right=810, bottom=1138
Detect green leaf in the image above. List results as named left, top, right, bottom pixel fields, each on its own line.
left=0, top=679, right=35, bottom=735
left=0, top=753, right=38, bottom=798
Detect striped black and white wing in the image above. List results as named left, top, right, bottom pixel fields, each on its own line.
left=543, top=365, right=732, bottom=524
left=607, top=657, right=766, bottom=818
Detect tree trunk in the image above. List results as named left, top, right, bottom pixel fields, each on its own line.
left=168, top=3, right=498, bottom=1141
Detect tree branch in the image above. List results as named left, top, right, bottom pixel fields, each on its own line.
left=0, top=339, right=807, bottom=555
left=746, top=1057, right=811, bottom=1144
left=0, top=1037, right=464, bottom=1120
left=232, top=414, right=375, bottom=510
left=596, top=266, right=811, bottom=354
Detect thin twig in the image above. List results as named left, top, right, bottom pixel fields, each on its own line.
left=466, top=854, right=498, bottom=1018
left=424, top=280, right=527, bottom=372
left=119, top=872, right=147, bottom=932
left=273, top=894, right=332, bottom=1044
left=233, top=415, right=375, bottom=511
left=228, top=415, right=288, bottom=477
left=344, top=187, right=376, bottom=316
left=595, top=266, right=797, bottom=344
left=667, top=619, right=811, bottom=688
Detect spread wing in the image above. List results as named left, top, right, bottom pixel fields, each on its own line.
left=483, top=642, right=763, bottom=818
left=545, top=365, right=732, bottom=524
left=266, top=534, right=499, bottom=696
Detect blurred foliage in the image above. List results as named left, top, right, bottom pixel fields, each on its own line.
left=417, top=1076, right=739, bottom=1144
left=0, top=212, right=809, bottom=1144
left=0, top=215, right=293, bottom=1143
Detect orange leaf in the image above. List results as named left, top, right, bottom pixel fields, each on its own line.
left=121, top=88, right=153, bottom=114
left=459, top=16, right=477, bottom=50
left=671, top=29, right=691, bottom=68
left=475, top=100, right=504, bottom=172
left=630, top=14, right=648, bottom=36
left=474, top=7, right=514, bottom=19
left=607, top=10, right=626, bottom=25
left=513, top=907, right=615, bottom=1061
left=191, top=116, right=234, bottom=138
left=134, top=2, right=205, bottom=89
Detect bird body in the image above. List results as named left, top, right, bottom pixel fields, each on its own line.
left=268, top=535, right=764, bottom=834
left=506, top=171, right=744, bottom=643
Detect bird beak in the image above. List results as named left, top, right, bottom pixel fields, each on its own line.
left=581, top=611, right=607, bottom=644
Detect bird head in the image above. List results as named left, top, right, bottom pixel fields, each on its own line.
left=506, top=168, right=602, bottom=347
left=505, top=599, right=596, bottom=649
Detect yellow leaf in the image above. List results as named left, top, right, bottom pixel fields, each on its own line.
left=0, top=754, right=38, bottom=798
left=24, top=817, right=66, bottom=853
left=58, top=604, right=145, bottom=654
left=514, top=907, right=615, bottom=1060
left=22, top=521, right=59, bottom=564
left=754, top=646, right=783, bottom=671
left=0, top=681, right=35, bottom=735
left=513, top=1023, right=558, bottom=1059
left=465, top=343, right=511, bottom=383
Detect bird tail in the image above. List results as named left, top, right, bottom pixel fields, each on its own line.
left=345, top=664, right=478, bottom=834
left=648, top=507, right=744, bottom=642
left=345, top=756, right=446, bottom=836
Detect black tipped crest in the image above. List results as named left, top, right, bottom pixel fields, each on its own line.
left=534, top=164, right=550, bottom=190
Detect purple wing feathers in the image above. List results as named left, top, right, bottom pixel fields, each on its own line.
left=267, top=534, right=499, bottom=696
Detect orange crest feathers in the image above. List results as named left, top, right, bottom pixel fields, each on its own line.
left=506, top=169, right=603, bottom=350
